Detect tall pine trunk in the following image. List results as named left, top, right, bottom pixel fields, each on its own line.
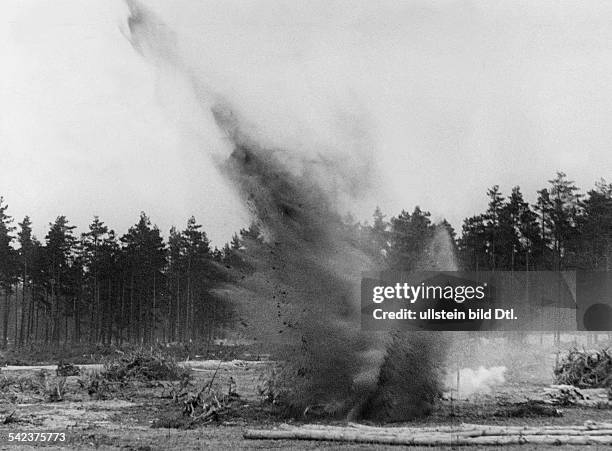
left=26, top=287, right=35, bottom=344
left=2, top=289, right=10, bottom=349
left=19, top=272, right=28, bottom=346
left=13, top=284, right=19, bottom=347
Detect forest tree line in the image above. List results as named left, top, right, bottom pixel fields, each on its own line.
left=353, top=172, right=612, bottom=273
left=0, top=208, right=249, bottom=348
left=0, top=172, right=611, bottom=348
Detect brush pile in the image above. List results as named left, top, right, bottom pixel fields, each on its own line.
left=152, top=374, right=244, bottom=429
left=182, top=385, right=242, bottom=424
left=554, top=348, right=612, bottom=388
left=0, top=370, right=67, bottom=403
left=56, top=361, right=80, bottom=377
left=101, top=350, right=190, bottom=382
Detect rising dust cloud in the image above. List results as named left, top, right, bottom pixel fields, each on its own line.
left=125, top=0, right=452, bottom=421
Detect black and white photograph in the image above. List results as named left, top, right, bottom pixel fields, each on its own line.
left=2, top=0, right=612, bottom=449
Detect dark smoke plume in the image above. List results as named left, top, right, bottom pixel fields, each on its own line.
left=359, top=227, right=452, bottom=421
left=124, top=0, right=446, bottom=420
left=211, top=104, right=389, bottom=416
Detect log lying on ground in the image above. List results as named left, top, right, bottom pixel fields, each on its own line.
left=244, top=422, right=612, bottom=446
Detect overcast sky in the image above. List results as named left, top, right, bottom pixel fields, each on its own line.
left=2, top=0, right=612, bottom=245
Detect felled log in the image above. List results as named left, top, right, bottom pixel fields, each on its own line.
left=347, top=422, right=612, bottom=436
left=244, top=422, right=612, bottom=446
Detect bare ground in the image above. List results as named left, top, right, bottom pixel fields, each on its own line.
left=0, top=360, right=611, bottom=450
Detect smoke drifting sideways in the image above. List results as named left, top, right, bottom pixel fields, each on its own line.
left=123, top=0, right=444, bottom=420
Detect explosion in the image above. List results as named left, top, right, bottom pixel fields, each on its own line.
left=124, top=0, right=447, bottom=421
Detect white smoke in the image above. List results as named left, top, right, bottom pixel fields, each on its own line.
left=446, top=365, right=507, bottom=399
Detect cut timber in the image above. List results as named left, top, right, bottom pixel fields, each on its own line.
left=244, top=422, right=612, bottom=446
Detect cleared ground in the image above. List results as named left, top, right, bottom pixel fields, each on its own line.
left=0, top=352, right=611, bottom=450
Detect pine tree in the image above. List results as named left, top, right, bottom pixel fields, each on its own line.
left=27, top=237, right=46, bottom=343
left=82, top=216, right=109, bottom=343
left=544, top=172, right=582, bottom=270
left=81, top=217, right=120, bottom=344
left=387, top=207, right=434, bottom=271
left=211, top=247, right=223, bottom=262
left=230, top=233, right=242, bottom=250
left=167, top=226, right=186, bottom=342
left=368, top=206, right=390, bottom=263
left=222, top=233, right=245, bottom=268
left=183, top=216, right=211, bottom=341
left=506, top=187, right=544, bottom=270
left=239, top=222, right=264, bottom=247
left=484, top=185, right=506, bottom=269
left=534, top=188, right=553, bottom=268
left=576, top=179, right=612, bottom=269
left=17, top=216, right=34, bottom=346
left=121, top=213, right=166, bottom=344
left=45, top=216, right=77, bottom=344
left=439, top=219, right=456, bottom=242
left=0, top=198, right=16, bottom=348
left=458, top=215, right=488, bottom=271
